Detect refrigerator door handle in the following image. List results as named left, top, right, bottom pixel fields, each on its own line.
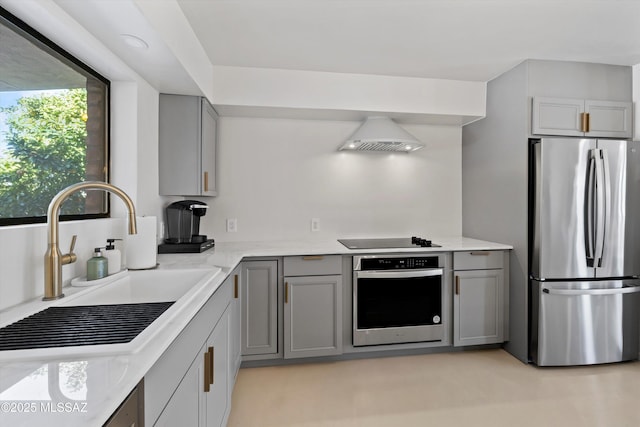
left=600, top=148, right=611, bottom=268
left=543, top=285, right=640, bottom=296
left=585, top=151, right=596, bottom=265
left=593, top=149, right=606, bottom=268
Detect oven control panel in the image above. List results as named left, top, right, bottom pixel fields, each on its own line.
left=359, top=256, right=439, bottom=270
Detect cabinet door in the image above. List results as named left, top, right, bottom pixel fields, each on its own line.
left=532, top=97, right=584, bottom=136
left=284, top=275, right=342, bottom=359
left=159, top=94, right=218, bottom=196
left=159, top=94, right=201, bottom=195
left=205, top=311, right=229, bottom=427
left=154, top=344, right=206, bottom=427
left=241, top=260, right=278, bottom=355
left=201, top=98, right=218, bottom=196
left=585, top=100, right=632, bottom=138
left=453, top=269, right=504, bottom=347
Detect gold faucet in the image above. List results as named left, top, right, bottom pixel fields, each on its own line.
left=44, top=181, right=138, bottom=301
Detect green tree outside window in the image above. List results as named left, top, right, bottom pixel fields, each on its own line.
left=0, top=89, right=88, bottom=217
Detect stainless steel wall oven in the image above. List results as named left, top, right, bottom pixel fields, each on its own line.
left=353, top=254, right=447, bottom=346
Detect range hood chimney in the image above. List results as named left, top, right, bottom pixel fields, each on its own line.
left=339, top=116, right=424, bottom=152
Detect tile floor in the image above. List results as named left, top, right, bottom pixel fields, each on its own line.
left=227, top=349, right=640, bottom=427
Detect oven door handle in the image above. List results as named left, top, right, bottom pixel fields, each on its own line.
left=356, top=269, right=443, bottom=279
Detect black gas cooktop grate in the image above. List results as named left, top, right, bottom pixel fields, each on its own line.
left=0, top=302, right=174, bottom=351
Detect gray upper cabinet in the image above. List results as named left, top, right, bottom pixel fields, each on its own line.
left=159, top=94, right=218, bottom=196
left=283, top=255, right=343, bottom=359
left=533, top=96, right=632, bottom=138
left=585, top=100, right=633, bottom=138
left=241, top=260, right=278, bottom=356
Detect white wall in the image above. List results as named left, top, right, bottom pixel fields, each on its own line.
left=202, top=117, right=462, bottom=242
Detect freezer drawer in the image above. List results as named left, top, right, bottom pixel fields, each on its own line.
left=530, top=280, right=640, bottom=366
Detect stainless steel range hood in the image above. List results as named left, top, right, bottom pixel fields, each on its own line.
left=339, top=116, right=424, bottom=152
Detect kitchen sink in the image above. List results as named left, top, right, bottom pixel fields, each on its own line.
left=65, top=268, right=217, bottom=305
left=0, top=267, right=221, bottom=362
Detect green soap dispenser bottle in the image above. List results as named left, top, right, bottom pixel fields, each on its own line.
left=87, top=247, right=108, bottom=280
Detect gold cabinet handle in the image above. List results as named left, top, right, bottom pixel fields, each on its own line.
left=203, top=171, right=209, bottom=192
left=455, top=276, right=460, bottom=295
left=585, top=112, right=590, bottom=133
left=204, top=349, right=211, bottom=392
left=302, top=255, right=324, bottom=261
left=285, top=282, right=289, bottom=304
left=208, top=346, right=214, bottom=385
left=580, top=112, right=591, bottom=133
left=234, top=274, right=239, bottom=299
left=469, top=251, right=490, bottom=256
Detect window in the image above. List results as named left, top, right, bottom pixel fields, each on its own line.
left=0, top=6, right=109, bottom=226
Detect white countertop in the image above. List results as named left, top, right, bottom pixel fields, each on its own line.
left=0, top=237, right=511, bottom=426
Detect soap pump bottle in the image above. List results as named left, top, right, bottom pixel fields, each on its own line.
left=87, top=247, right=108, bottom=280
left=104, top=238, right=122, bottom=275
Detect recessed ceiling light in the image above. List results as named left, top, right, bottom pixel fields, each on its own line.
left=120, top=34, right=149, bottom=49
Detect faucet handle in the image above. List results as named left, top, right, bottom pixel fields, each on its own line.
left=69, top=234, right=77, bottom=254
left=61, top=235, right=78, bottom=265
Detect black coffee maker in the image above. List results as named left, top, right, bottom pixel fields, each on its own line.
left=158, top=200, right=215, bottom=253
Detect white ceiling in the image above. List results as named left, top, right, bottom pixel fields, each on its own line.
left=47, top=0, right=640, bottom=94
left=175, top=0, right=640, bottom=82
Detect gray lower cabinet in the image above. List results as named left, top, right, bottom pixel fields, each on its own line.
left=284, top=274, right=343, bottom=358
left=206, top=311, right=229, bottom=427
left=453, top=251, right=505, bottom=347
left=153, top=344, right=203, bottom=426
left=146, top=274, right=234, bottom=427
left=283, top=256, right=343, bottom=359
left=241, top=260, right=278, bottom=355
left=154, top=310, right=229, bottom=427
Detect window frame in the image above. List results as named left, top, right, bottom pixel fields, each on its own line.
left=0, top=6, right=111, bottom=226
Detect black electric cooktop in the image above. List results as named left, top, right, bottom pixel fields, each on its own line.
left=338, top=237, right=441, bottom=249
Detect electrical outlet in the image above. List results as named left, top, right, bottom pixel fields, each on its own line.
left=311, top=218, right=320, bottom=232
left=226, top=218, right=237, bottom=233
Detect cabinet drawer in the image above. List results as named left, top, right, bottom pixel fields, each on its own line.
left=284, top=255, right=342, bottom=276
left=454, top=251, right=503, bottom=270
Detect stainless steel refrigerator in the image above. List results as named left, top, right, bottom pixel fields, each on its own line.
left=530, top=137, right=640, bottom=366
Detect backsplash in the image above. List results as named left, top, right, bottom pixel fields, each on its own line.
left=204, top=117, right=463, bottom=242
left=0, top=218, right=126, bottom=311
